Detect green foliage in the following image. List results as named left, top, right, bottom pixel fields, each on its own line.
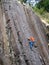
left=47, top=20, right=49, bottom=23
left=19, top=0, right=27, bottom=3
left=33, top=7, right=39, bottom=12
left=39, top=8, right=45, bottom=14
left=36, top=0, right=49, bottom=12
left=33, top=6, right=49, bottom=23
left=33, top=7, right=44, bottom=15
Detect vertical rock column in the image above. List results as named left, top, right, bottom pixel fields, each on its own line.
left=0, top=6, right=11, bottom=65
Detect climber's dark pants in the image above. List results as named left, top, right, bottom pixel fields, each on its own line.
left=29, top=41, right=35, bottom=50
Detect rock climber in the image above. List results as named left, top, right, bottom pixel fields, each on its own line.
left=28, top=36, right=35, bottom=50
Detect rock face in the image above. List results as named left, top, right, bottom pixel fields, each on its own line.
left=0, top=0, right=49, bottom=65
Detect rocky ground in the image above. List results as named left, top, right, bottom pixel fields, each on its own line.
left=0, top=0, right=49, bottom=65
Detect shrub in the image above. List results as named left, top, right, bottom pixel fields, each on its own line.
left=47, top=20, right=49, bottom=23
left=39, top=8, right=45, bottom=15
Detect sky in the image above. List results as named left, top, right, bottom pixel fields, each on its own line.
left=26, top=0, right=39, bottom=6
